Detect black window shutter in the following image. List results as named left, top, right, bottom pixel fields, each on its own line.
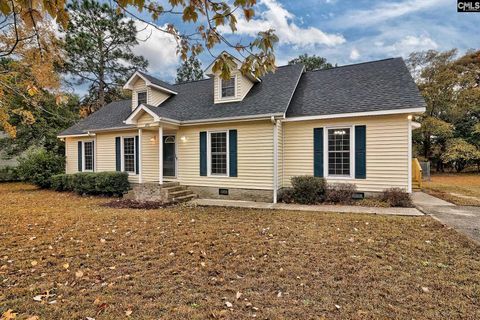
left=135, top=135, right=139, bottom=174
left=92, top=140, right=95, bottom=172
left=115, top=137, right=121, bottom=171
left=78, top=141, right=83, bottom=172
left=313, top=128, right=324, bottom=177
left=355, top=125, right=367, bottom=179
left=200, top=131, right=207, bottom=176
left=229, top=130, right=237, bottom=177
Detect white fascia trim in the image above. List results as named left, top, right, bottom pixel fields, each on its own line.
left=123, top=71, right=177, bottom=95
left=283, top=107, right=427, bottom=122
left=125, top=104, right=160, bottom=124
left=282, top=65, right=305, bottom=118
left=181, top=113, right=284, bottom=126
left=412, top=121, right=421, bottom=129
left=148, top=82, right=178, bottom=95
left=57, top=133, right=94, bottom=138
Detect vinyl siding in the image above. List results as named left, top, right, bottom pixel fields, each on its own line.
left=177, top=120, right=274, bottom=190
left=213, top=69, right=254, bottom=104
left=282, top=114, right=409, bottom=192
left=148, top=87, right=170, bottom=106
left=131, top=78, right=171, bottom=109
left=137, top=112, right=155, bottom=126
left=276, top=120, right=283, bottom=191
left=141, top=129, right=159, bottom=182
left=65, top=131, right=140, bottom=183
left=131, top=79, right=147, bottom=110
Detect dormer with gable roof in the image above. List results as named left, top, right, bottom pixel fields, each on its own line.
left=204, top=52, right=261, bottom=104
left=123, top=71, right=178, bottom=110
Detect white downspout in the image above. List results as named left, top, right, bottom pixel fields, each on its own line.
left=158, top=126, right=163, bottom=185
left=407, top=115, right=412, bottom=193
left=138, top=128, right=143, bottom=184
left=272, top=117, right=278, bottom=204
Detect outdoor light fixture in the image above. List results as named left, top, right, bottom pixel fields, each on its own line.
left=181, top=136, right=187, bottom=142
left=407, top=115, right=413, bottom=120
left=150, top=135, right=156, bottom=142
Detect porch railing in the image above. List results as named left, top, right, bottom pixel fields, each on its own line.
left=412, top=158, right=423, bottom=188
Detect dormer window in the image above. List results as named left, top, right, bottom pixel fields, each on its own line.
left=137, top=91, right=147, bottom=106
left=221, top=77, right=235, bottom=98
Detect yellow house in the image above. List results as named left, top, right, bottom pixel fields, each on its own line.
left=58, top=53, right=426, bottom=203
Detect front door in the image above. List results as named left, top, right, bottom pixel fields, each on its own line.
left=163, top=135, right=176, bottom=177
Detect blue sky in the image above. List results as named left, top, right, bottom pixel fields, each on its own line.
left=82, top=0, right=480, bottom=93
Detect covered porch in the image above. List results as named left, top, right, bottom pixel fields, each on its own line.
left=135, top=122, right=179, bottom=185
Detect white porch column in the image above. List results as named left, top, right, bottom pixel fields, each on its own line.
left=407, top=115, right=412, bottom=193
left=272, top=119, right=278, bottom=204
left=138, top=129, right=142, bottom=183
left=158, top=126, right=163, bottom=185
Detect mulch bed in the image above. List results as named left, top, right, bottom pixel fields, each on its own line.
left=1, top=183, right=479, bottom=319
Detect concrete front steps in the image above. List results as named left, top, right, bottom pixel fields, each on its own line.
left=124, top=182, right=197, bottom=204
left=163, top=182, right=197, bottom=203
left=412, top=181, right=421, bottom=192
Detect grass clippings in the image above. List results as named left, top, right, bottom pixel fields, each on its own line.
left=1, top=182, right=480, bottom=319
left=424, top=173, right=480, bottom=206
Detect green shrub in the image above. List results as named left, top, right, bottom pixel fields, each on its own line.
left=279, top=188, right=295, bottom=204
left=73, top=172, right=129, bottom=196
left=0, top=166, right=20, bottom=182
left=288, top=176, right=327, bottom=204
left=381, top=188, right=413, bottom=207
left=17, top=149, right=64, bottom=188
left=325, top=183, right=357, bottom=204
left=51, top=174, right=75, bottom=191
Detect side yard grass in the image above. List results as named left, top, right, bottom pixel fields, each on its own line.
left=1, top=183, right=479, bottom=319
left=423, top=173, right=480, bottom=206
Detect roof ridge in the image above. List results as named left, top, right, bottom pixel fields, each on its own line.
left=304, top=57, right=400, bottom=74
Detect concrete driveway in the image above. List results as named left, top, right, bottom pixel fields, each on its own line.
left=412, top=192, right=480, bottom=244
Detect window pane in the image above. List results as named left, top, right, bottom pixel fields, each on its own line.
left=84, top=142, right=93, bottom=171
left=221, top=78, right=235, bottom=98
left=327, top=128, right=350, bottom=176
left=123, top=137, right=135, bottom=172
left=137, top=92, right=147, bottom=106
left=210, top=132, right=227, bottom=175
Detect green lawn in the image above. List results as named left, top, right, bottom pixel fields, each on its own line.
left=1, top=183, right=479, bottom=319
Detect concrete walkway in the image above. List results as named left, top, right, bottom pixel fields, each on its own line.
left=192, top=199, right=423, bottom=216
left=412, top=192, right=480, bottom=243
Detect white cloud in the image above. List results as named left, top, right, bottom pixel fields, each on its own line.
left=382, top=35, right=438, bottom=57
left=132, top=21, right=179, bottom=80
left=219, top=0, right=345, bottom=47
left=331, top=0, right=449, bottom=28
left=349, top=48, right=360, bottom=60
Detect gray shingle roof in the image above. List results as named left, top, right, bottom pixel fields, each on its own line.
left=59, top=100, right=134, bottom=136
left=59, top=57, right=426, bottom=136
left=137, top=71, right=177, bottom=93
left=149, top=63, right=304, bottom=121
left=286, top=57, right=426, bottom=117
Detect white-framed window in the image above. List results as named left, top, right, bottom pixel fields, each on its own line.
left=221, top=77, right=235, bottom=98
left=83, top=141, right=94, bottom=172
left=122, top=137, right=136, bottom=173
left=326, top=127, right=353, bottom=178
left=137, top=91, right=147, bottom=106
left=208, top=131, right=229, bottom=176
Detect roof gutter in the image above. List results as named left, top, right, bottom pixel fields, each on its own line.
left=180, top=113, right=284, bottom=126
left=283, top=107, right=427, bottom=122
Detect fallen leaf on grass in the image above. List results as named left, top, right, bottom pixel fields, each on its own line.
left=26, top=316, right=39, bottom=320
left=31, top=260, right=38, bottom=266
left=75, top=270, right=84, bottom=278
left=125, top=310, right=133, bottom=316
left=1, top=309, right=17, bottom=320
left=225, top=301, right=233, bottom=308
left=63, top=263, right=69, bottom=270
left=236, top=292, right=242, bottom=300
left=100, top=238, right=106, bottom=243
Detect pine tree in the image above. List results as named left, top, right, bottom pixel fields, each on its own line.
left=176, top=56, right=204, bottom=84
left=63, top=0, right=148, bottom=114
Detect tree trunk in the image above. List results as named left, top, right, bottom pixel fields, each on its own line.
left=98, top=36, right=105, bottom=109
